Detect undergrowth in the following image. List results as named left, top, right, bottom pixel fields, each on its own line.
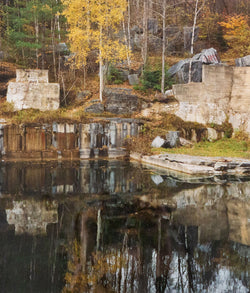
left=154, top=138, right=250, bottom=159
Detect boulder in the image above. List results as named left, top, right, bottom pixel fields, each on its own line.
left=151, top=175, right=164, bottom=185
left=235, top=55, right=250, bottom=67
left=207, top=127, right=218, bottom=141
left=128, top=74, right=139, bottom=85
left=168, top=48, right=220, bottom=83
left=168, top=59, right=186, bottom=77
left=176, top=60, right=203, bottom=83
left=193, top=48, right=220, bottom=64
left=165, top=131, right=180, bottom=148
left=85, top=103, right=104, bottom=114
left=151, top=136, right=167, bottom=148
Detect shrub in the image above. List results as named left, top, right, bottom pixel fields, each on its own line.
left=138, top=66, right=173, bottom=92
left=107, top=64, right=123, bottom=85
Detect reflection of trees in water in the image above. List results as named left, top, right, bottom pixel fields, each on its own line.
left=62, top=205, right=250, bottom=293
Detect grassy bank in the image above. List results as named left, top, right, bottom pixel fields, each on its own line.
left=153, top=138, right=250, bottom=159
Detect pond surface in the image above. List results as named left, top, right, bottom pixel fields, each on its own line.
left=0, top=160, right=249, bottom=293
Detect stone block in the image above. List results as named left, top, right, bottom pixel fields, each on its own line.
left=165, top=131, right=180, bottom=148
left=235, top=55, right=250, bottom=67
left=128, top=74, right=139, bottom=85
left=7, top=69, right=60, bottom=111
left=16, top=69, right=49, bottom=83
left=151, top=136, right=166, bottom=148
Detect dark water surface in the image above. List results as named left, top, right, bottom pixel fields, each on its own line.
left=0, top=160, right=249, bottom=293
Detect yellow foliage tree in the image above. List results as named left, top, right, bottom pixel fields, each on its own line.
left=219, top=15, right=250, bottom=57
left=63, top=0, right=129, bottom=101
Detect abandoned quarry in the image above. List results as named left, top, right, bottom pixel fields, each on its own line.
left=0, top=0, right=250, bottom=292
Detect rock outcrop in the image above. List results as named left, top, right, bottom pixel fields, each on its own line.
left=103, top=88, right=139, bottom=114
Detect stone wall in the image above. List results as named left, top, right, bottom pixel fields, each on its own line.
left=173, top=65, right=250, bottom=134
left=7, top=69, right=60, bottom=111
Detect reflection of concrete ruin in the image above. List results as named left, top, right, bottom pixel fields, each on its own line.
left=6, top=200, right=58, bottom=235
left=171, top=182, right=250, bottom=246
left=0, top=160, right=249, bottom=292
left=0, top=161, right=144, bottom=196
left=0, top=119, right=141, bottom=160
left=7, top=69, right=60, bottom=111
left=64, top=186, right=250, bottom=292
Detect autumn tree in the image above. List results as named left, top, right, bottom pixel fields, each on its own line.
left=219, top=14, right=250, bottom=57
left=63, top=0, right=129, bottom=102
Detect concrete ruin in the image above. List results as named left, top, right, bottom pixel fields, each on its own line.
left=0, top=119, right=141, bottom=160
left=173, top=65, right=250, bottom=134
left=7, top=69, right=60, bottom=111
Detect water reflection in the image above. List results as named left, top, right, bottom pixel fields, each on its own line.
left=0, top=160, right=249, bottom=292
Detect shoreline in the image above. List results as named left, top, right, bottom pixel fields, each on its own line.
left=130, top=152, right=250, bottom=175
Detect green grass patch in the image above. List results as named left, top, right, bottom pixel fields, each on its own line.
left=153, top=138, right=250, bottom=159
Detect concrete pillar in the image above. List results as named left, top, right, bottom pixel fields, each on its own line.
left=79, top=124, right=91, bottom=159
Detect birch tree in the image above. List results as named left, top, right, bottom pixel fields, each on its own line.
left=188, top=0, right=206, bottom=83
left=63, top=0, right=129, bottom=102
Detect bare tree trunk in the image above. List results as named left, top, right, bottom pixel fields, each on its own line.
left=161, top=0, right=166, bottom=94
left=34, top=13, right=39, bottom=69
left=96, top=209, right=102, bottom=251
left=51, top=18, right=57, bottom=81
left=190, top=0, right=199, bottom=55
left=99, top=26, right=104, bottom=102
left=56, top=0, right=61, bottom=81
left=122, top=19, right=131, bottom=68
left=127, top=0, right=131, bottom=53
left=142, top=0, right=148, bottom=67
left=188, top=0, right=199, bottom=83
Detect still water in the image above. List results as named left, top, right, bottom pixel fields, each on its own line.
left=0, top=160, right=249, bottom=293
